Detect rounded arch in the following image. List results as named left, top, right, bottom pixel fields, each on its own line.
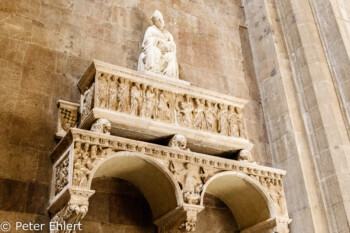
left=88, top=151, right=183, bottom=219
left=200, top=171, right=276, bottom=230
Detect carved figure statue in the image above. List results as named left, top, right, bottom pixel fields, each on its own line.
left=205, top=100, right=216, bottom=132
left=117, top=78, right=130, bottom=112
left=217, top=103, right=229, bottom=135
left=130, top=82, right=142, bottom=116
left=97, top=75, right=109, bottom=108
left=91, top=119, right=112, bottom=135
left=228, top=105, right=239, bottom=137
left=108, top=76, right=118, bottom=110
left=82, top=83, right=94, bottom=119
left=177, top=96, right=194, bottom=127
left=73, top=158, right=90, bottom=187
left=236, top=107, right=247, bottom=138
left=145, top=86, right=158, bottom=119
left=193, top=99, right=207, bottom=130
left=138, top=10, right=179, bottom=79
left=158, top=91, right=171, bottom=122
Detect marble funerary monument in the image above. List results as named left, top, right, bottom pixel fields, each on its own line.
left=50, top=10, right=291, bottom=233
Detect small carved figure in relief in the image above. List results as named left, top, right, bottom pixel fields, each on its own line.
left=74, top=142, right=82, bottom=162
left=140, top=84, right=147, bottom=117
left=236, top=107, right=247, bottom=138
left=145, top=86, right=158, bottom=119
left=204, top=100, right=216, bottom=132
left=117, top=78, right=130, bottom=112
left=97, top=74, right=109, bottom=109
left=91, top=119, right=112, bottom=135
left=130, top=82, right=143, bottom=116
left=73, top=158, right=91, bottom=187
left=217, top=103, right=229, bottom=135
left=193, top=99, right=207, bottom=130
left=182, top=163, right=203, bottom=205
left=108, top=76, right=118, bottom=111
left=158, top=91, right=171, bottom=122
left=82, top=83, right=94, bottom=119
left=178, top=96, right=194, bottom=127
left=138, top=10, right=179, bottom=79
left=228, top=105, right=239, bottom=137
left=270, top=180, right=286, bottom=216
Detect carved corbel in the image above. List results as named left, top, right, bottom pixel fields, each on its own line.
left=178, top=204, right=204, bottom=232
left=273, top=218, right=292, bottom=233
left=90, top=118, right=111, bottom=134
left=168, top=134, right=187, bottom=150
left=56, top=100, right=80, bottom=138
left=50, top=188, right=95, bottom=233
left=238, top=149, right=254, bottom=163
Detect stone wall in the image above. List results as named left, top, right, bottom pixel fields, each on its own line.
left=0, top=0, right=268, bottom=231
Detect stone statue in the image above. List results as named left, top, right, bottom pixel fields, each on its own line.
left=138, top=10, right=179, bottom=79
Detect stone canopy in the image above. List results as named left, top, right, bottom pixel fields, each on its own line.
left=50, top=59, right=291, bottom=232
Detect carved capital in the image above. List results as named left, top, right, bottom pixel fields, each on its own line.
left=274, top=218, right=292, bottom=233
left=179, top=205, right=204, bottom=232
left=154, top=205, right=204, bottom=233
left=50, top=188, right=95, bottom=233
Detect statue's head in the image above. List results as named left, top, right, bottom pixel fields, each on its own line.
left=151, top=10, right=165, bottom=30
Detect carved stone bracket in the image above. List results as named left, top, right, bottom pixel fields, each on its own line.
left=56, top=100, right=80, bottom=139
left=49, top=188, right=95, bottom=233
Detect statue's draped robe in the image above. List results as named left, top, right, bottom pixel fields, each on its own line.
left=138, top=25, right=179, bottom=79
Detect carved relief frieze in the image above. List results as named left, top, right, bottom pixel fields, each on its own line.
left=88, top=73, right=248, bottom=140
left=54, top=155, right=69, bottom=195
left=81, top=83, right=95, bottom=122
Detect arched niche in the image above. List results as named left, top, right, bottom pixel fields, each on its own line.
left=201, top=171, right=276, bottom=231
left=87, top=151, right=183, bottom=219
